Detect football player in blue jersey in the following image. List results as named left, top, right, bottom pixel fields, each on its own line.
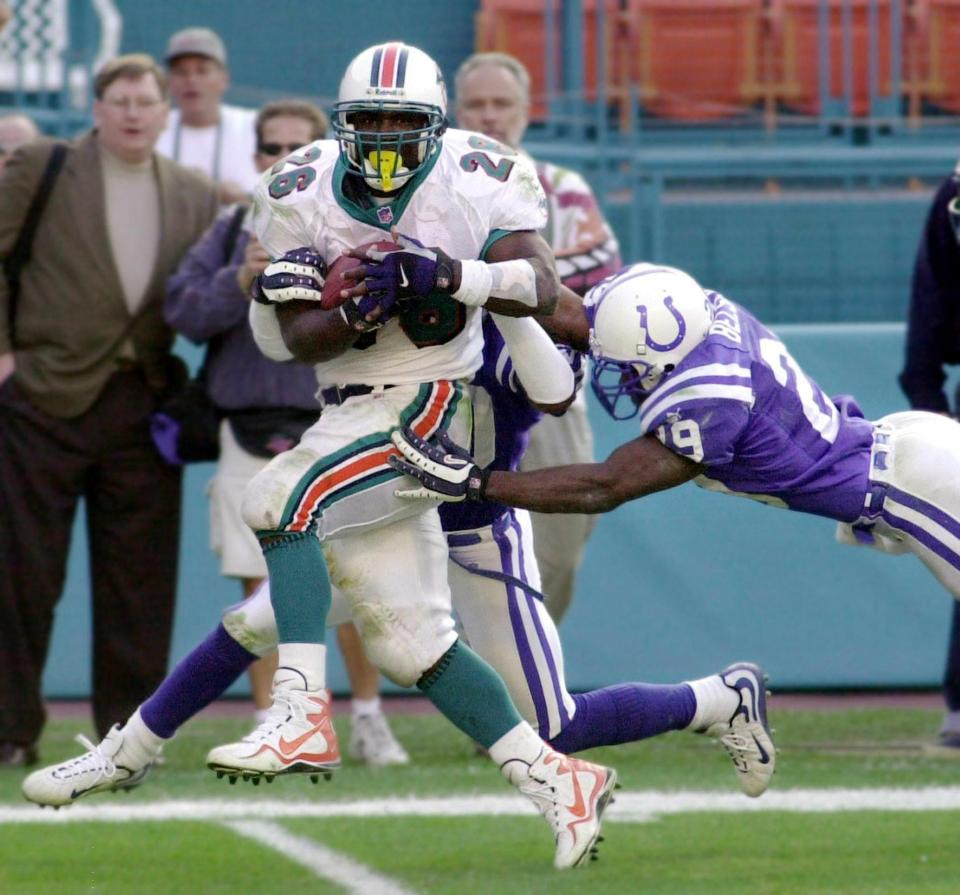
left=392, top=262, right=960, bottom=610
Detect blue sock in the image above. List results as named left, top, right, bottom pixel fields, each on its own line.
left=140, top=624, right=256, bottom=738
left=547, top=683, right=697, bottom=755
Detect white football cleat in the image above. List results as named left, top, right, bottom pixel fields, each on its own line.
left=21, top=726, right=153, bottom=807
left=706, top=662, right=776, bottom=798
left=349, top=712, right=410, bottom=767
left=503, top=747, right=618, bottom=870
left=207, top=676, right=341, bottom=783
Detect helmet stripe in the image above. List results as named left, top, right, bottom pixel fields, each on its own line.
left=369, top=46, right=383, bottom=87
left=395, top=47, right=409, bottom=88
left=380, top=43, right=399, bottom=87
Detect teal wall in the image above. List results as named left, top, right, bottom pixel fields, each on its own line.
left=115, top=0, right=479, bottom=108
left=605, top=193, right=931, bottom=324
left=42, top=324, right=955, bottom=697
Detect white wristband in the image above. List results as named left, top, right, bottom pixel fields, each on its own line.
left=452, top=259, right=494, bottom=307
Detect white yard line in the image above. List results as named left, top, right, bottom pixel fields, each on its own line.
left=224, top=819, right=419, bottom=895
left=3, top=786, right=960, bottom=824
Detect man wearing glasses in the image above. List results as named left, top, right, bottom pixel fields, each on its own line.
left=0, top=54, right=218, bottom=766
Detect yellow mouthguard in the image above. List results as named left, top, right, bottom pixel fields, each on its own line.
left=368, top=149, right=399, bottom=191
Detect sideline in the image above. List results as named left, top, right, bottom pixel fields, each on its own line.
left=3, top=786, right=960, bottom=824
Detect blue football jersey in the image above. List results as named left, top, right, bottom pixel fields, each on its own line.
left=638, top=293, right=875, bottom=522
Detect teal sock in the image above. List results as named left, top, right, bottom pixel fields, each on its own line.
left=261, top=532, right=331, bottom=643
left=418, top=639, right=523, bottom=748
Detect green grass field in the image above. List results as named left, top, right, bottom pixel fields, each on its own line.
left=1, top=705, right=959, bottom=894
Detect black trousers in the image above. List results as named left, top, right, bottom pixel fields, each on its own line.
left=0, top=370, right=181, bottom=745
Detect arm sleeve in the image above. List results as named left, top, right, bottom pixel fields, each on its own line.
left=899, top=177, right=960, bottom=413
left=248, top=301, right=295, bottom=362
left=491, top=314, right=576, bottom=406
left=165, top=208, right=251, bottom=343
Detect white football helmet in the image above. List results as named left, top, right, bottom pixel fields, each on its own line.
left=333, top=42, right=447, bottom=193
left=585, top=263, right=714, bottom=418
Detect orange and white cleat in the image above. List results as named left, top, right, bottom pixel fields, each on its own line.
left=503, top=747, right=618, bottom=869
left=206, top=668, right=341, bottom=785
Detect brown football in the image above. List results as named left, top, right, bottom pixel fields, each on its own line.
left=320, top=240, right=400, bottom=310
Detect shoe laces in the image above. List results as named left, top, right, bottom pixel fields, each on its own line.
left=53, top=735, right=117, bottom=782
left=717, top=727, right=757, bottom=771
left=509, top=762, right=562, bottom=830
left=241, top=689, right=313, bottom=745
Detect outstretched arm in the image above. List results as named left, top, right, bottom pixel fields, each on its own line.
left=390, top=428, right=704, bottom=514
left=484, top=433, right=703, bottom=513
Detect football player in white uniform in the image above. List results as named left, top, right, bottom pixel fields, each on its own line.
left=205, top=42, right=615, bottom=868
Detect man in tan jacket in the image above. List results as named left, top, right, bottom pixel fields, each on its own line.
left=0, top=54, right=218, bottom=766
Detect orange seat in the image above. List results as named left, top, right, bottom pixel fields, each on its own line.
left=771, top=0, right=896, bottom=118
left=624, top=0, right=765, bottom=121
left=475, top=0, right=624, bottom=121
left=913, top=0, right=960, bottom=113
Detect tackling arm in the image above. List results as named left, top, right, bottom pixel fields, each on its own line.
left=535, top=285, right=590, bottom=353
left=390, top=428, right=703, bottom=513
left=482, top=434, right=703, bottom=513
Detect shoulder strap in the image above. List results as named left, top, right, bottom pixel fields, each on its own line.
left=5, top=142, right=69, bottom=332
left=196, top=204, right=250, bottom=384
left=222, top=204, right=247, bottom=264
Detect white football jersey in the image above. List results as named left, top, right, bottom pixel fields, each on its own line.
left=249, top=128, right=547, bottom=387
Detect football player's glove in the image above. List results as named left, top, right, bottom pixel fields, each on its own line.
left=253, top=247, right=326, bottom=304
left=389, top=427, right=489, bottom=503
left=361, top=233, right=456, bottom=302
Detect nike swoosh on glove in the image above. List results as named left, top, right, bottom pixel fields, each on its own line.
left=253, top=247, right=326, bottom=304
left=388, top=427, right=488, bottom=502
left=362, top=233, right=456, bottom=302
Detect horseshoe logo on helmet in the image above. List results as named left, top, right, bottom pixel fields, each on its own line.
left=637, top=295, right=686, bottom=352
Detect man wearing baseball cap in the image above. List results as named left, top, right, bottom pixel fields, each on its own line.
left=156, top=27, right=258, bottom=204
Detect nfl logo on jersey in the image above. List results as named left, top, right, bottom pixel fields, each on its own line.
left=377, top=207, right=394, bottom=224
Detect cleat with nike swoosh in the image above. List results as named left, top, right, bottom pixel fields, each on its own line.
left=705, top=662, right=776, bottom=798
left=502, top=747, right=618, bottom=870
left=21, top=726, right=155, bottom=808
left=206, top=677, right=341, bottom=781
